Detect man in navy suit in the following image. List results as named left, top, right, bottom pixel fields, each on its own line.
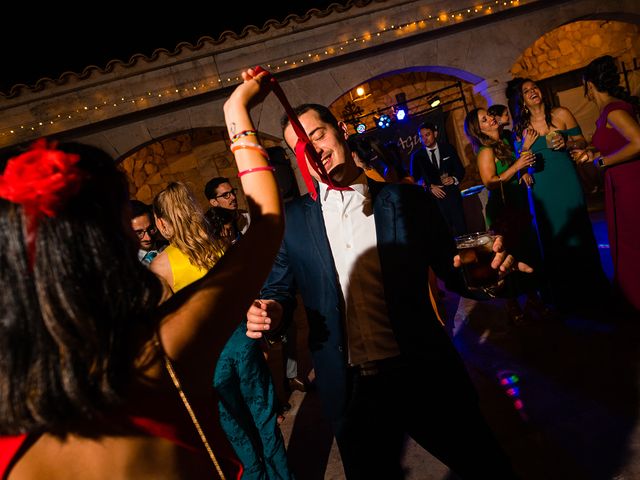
left=410, top=122, right=467, bottom=236
left=246, top=104, right=525, bottom=479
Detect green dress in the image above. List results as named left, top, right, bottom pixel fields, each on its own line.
left=167, top=246, right=292, bottom=479
left=483, top=146, right=539, bottom=295
left=519, top=126, right=607, bottom=308
left=484, top=148, right=529, bottom=241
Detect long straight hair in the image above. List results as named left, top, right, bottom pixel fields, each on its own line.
left=0, top=142, right=163, bottom=435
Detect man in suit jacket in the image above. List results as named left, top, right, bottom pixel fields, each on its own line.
left=246, top=104, right=523, bottom=479
left=410, top=122, right=467, bottom=236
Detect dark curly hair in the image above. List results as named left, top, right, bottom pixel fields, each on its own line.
left=512, top=78, right=556, bottom=140
left=583, top=55, right=640, bottom=111
left=0, top=142, right=163, bottom=435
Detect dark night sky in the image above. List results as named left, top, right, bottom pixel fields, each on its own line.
left=0, top=1, right=351, bottom=93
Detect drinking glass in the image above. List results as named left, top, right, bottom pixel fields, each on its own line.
left=455, top=231, right=500, bottom=296
left=545, top=131, right=562, bottom=150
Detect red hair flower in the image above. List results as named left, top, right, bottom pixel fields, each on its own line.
left=0, top=139, right=84, bottom=268
left=0, top=139, right=83, bottom=218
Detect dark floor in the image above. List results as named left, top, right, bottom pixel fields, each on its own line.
left=273, top=196, right=640, bottom=480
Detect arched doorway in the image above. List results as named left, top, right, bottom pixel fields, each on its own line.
left=329, top=68, right=488, bottom=189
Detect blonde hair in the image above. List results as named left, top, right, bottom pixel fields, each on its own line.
left=153, top=182, right=225, bottom=271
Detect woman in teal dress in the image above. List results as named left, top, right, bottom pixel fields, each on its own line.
left=512, top=79, right=609, bottom=311
left=465, top=107, right=545, bottom=323
left=152, top=182, right=292, bottom=479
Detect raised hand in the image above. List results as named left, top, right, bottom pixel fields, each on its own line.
left=514, top=150, right=536, bottom=171
left=522, top=127, right=539, bottom=151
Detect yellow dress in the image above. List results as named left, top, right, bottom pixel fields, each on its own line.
left=165, top=244, right=207, bottom=292
left=164, top=244, right=292, bottom=478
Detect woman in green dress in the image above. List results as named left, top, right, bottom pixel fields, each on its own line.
left=465, top=107, right=545, bottom=323
left=512, top=79, right=609, bottom=311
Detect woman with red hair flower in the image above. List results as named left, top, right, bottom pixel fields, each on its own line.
left=0, top=68, right=284, bottom=479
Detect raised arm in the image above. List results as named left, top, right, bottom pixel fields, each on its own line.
left=156, top=68, right=284, bottom=380
left=553, top=107, right=587, bottom=150
left=477, top=147, right=534, bottom=190
left=596, top=108, right=640, bottom=167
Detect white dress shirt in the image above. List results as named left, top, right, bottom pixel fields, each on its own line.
left=318, top=175, right=400, bottom=365
left=427, top=144, right=459, bottom=185
left=428, top=145, right=440, bottom=169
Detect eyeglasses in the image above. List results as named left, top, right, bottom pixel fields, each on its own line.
left=215, top=188, right=237, bottom=200
left=134, top=226, right=157, bottom=239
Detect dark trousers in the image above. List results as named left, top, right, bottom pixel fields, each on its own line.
left=332, top=360, right=517, bottom=479
left=437, top=188, right=467, bottom=237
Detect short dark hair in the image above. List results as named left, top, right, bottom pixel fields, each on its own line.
left=129, top=199, right=151, bottom=220
left=347, top=135, right=373, bottom=166
left=279, top=104, right=340, bottom=133
left=418, top=122, right=437, bottom=133
left=487, top=104, right=507, bottom=117
left=204, top=177, right=230, bottom=200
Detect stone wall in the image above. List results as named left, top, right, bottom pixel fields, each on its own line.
left=120, top=128, right=281, bottom=209
left=512, top=20, right=640, bottom=80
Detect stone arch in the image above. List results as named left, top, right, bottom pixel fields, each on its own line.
left=328, top=65, right=488, bottom=187
left=120, top=126, right=282, bottom=207
left=63, top=0, right=640, bottom=195
left=511, top=20, right=640, bottom=81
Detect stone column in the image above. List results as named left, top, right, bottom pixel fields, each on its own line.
left=473, top=75, right=512, bottom=108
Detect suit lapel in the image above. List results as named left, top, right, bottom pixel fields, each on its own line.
left=368, top=178, right=396, bottom=248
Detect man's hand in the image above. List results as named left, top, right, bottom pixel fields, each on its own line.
left=246, top=299, right=283, bottom=339
left=441, top=176, right=455, bottom=186
left=430, top=185, right=447, bottom=199
left=453, top=235, right=533, bottom=274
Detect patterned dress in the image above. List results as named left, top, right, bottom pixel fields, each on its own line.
left=166, top=245, right=292, bottom=479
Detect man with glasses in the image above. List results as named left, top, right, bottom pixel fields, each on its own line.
left=204, top=177, right=250, bottom=243
left=130, top=200, right=165, bottom=266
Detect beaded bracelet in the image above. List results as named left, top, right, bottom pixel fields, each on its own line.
left=237, top=166, right=275, bottom=178
left=230, top=143, right=269, bottom=160
left=231, top=130, right=258, bottom=143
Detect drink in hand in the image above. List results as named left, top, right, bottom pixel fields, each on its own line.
left=456, top=232, right=500, bottom=295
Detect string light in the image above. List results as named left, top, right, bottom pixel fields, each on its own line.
left=0, top=0, right=525, bottom=143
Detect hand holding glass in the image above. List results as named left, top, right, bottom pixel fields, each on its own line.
left=455, top=231, right=501, bottom=296
left=440, top=172, right=453, bottom=186
left=545, top=131, right=564, bottom=150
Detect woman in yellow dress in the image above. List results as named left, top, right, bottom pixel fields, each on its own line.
left=151, top=182, right=292, bottom=479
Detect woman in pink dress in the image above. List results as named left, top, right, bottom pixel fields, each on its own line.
left=575, top=55, right=640, bottom=311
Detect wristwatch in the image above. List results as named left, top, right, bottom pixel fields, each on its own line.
left=594, top=156, right=606, bottom=168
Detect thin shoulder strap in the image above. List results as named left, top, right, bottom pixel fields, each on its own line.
left=154, top=335, right=226, bottom=480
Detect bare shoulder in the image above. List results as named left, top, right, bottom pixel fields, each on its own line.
left=551, top=106, right=575, bottom=126
left=149, top=251, right=173, bottom=293
left=10, top=432, right=215, bottom=479
left=477, top=146, right=495, bottom=163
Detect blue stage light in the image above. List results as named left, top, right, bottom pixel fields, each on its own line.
left=377, top=114, right=391, bottom=129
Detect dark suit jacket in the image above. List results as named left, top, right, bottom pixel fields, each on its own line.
left=260, top=179, right=475, bottom=421
left=410, top=142, right=465, bottom=188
